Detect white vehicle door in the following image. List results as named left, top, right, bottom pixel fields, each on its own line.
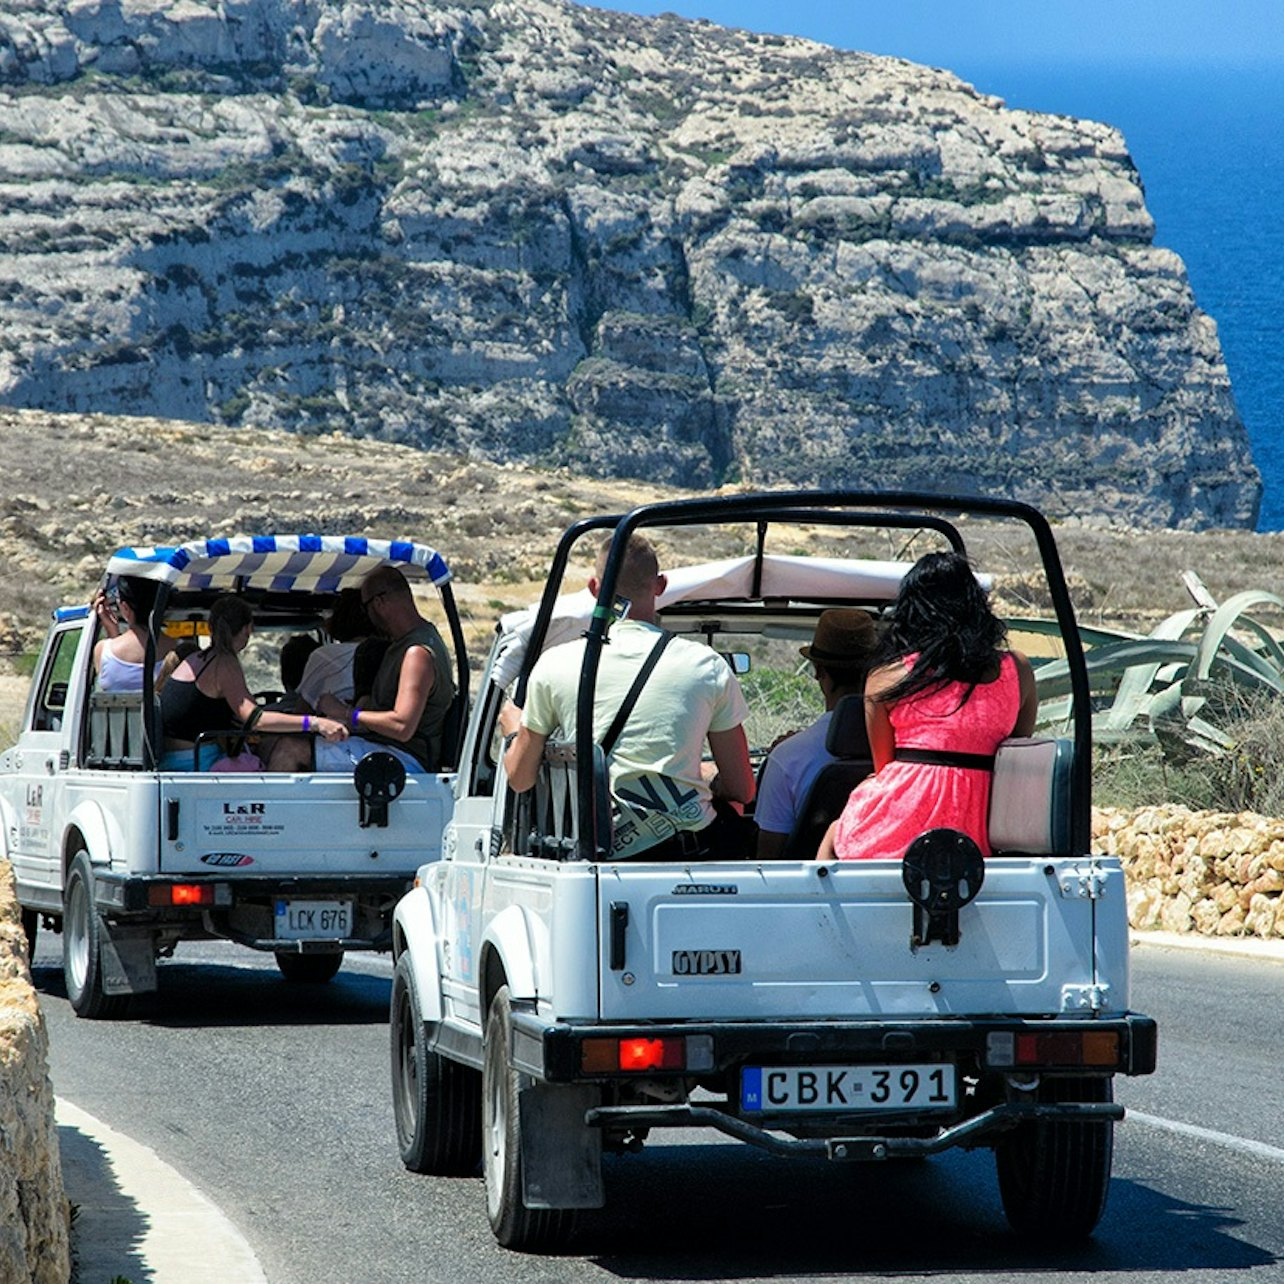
left=437, top=672, right=509, bottom=1029
left=9, top=621, right=85, bottom=900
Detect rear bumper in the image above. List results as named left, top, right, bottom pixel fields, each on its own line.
left=88, top=870, right=414, bottom=951
left=585, top=1099, right=1126, bottom=1159
left=513, top=1011, right=1159, bottom=1082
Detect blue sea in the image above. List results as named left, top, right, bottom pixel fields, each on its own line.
left=961, top=62, right=1284, bottom=530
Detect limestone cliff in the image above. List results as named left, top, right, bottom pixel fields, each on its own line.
left=0, top=0, right=1262, bottom=528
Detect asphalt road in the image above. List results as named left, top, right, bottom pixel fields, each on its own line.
left=32, top=934, right=1284, bottom=1284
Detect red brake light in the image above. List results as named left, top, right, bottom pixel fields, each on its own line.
left=148, top=883, right=215, bottom=907
left=581, top=1037, right=686, bottom=1073
left=1014, top=1031, right=1119, bottom=1067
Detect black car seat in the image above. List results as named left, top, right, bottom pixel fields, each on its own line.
left=777, top=693, right=875, bottom=859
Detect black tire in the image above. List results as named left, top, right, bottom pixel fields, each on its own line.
left=482, top=986, right=577, bottom=1251
left=996, top=1076, right=1114, bottom=1241
left=62, top=853, right=129, bottom=1020
left=21, top=908, right=38, bottom=962
left=391, top=954, right=481, bottom=1174
left=274, top=951, right=344, bottom=983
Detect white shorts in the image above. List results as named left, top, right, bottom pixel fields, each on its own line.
left=313, top=737, right=426, bottom=774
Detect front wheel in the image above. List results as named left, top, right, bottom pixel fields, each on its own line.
left=482, top=986, right=576, bottom=1251
left=996, top=1076, right=1114, bottom=1241
left=63, top=853, right=128, bottom=1020
left=274, top=951, right=343, bottom=983
left=391, top=954, right=481, bottom=1174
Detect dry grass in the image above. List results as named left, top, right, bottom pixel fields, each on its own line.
left=5, top=406, right=1284, bottom=803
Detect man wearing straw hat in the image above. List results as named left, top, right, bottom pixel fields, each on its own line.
left=755, top=608, right=878, bottom=860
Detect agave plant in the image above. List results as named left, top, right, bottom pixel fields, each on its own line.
left=1019, top=574, right=1284, bottom=759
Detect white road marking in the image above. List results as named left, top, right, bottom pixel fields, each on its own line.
left=1128, top=1109, right=1284, bottom=1165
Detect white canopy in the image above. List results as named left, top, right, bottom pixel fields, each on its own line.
left=491, top=553, right=916, bottom=690
left=103, top=534, right=451, bottom=595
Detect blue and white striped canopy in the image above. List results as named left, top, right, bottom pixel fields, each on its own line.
left=103, top=534, right=451, bottom=595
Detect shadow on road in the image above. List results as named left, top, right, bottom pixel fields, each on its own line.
left=30, top=956, right=391, bottom=1029
left=59, top=1123, right=151, bottom=1284
left=574, top=1143, right=1276, bottom=1279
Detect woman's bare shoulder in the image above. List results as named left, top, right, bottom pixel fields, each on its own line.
left=864, top=660, right=904, bottom=696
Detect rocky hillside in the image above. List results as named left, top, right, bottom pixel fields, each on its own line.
left=0, top=0, right=1262, bottom=529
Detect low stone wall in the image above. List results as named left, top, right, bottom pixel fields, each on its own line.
left=0, top=862, right=68, bottom=1284
left=1095, top=805, right=1284, bottom=939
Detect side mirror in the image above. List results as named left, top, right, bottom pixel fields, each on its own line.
left=721, top=652, right=751, bottom=676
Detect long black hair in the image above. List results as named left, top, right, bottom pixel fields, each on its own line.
left=875, top=551, right=1008, bottom=705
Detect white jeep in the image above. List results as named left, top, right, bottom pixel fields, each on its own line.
left=389, top=492, right=1157, bottom=1250
left=2, top=533, right=468, bottom=1016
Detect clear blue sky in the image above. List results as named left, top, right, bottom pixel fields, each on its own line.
left=593, top=1, right=1284, bottom=70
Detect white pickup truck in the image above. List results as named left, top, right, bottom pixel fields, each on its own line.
left=1, top=534, right=468, bottom=1017
left=389, top=491, right=1157, bottom=1251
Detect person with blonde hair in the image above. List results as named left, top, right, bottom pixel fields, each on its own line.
left=500, top=533, right=755, bottom=860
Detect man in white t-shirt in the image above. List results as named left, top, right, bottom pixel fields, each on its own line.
left=754, top=608, right=878, bottom=860
left=499, top=534, right=754, bottom=860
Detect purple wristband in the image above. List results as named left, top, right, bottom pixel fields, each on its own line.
left=351, top=707, right=360, bottom=730
left=302, top=715, right=311, bottom=733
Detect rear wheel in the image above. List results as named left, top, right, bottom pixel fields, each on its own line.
left=482, top=985, right=576, bottom=1251
left=996, top=1076, right=1114, bottom=1241
left=63, top=853, right=128, bottom=1020
left=274, top=951, right=343, bottom=983
left=391, top=954, right=481, bottom=1174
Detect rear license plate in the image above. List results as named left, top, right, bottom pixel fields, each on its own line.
left=741, top=1064, right=956, bottom=1113
left=274, top=899, right=352, bottom=940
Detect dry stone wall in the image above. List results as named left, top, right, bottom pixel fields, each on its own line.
left=0, top=862, right=68, bottom=1284
left=1095, top=805, right=1284, bottom=940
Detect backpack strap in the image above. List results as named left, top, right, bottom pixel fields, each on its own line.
left=600, top=632, right=674, bottom=758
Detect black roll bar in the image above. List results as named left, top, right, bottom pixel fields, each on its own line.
left=513, top=491, right=1090, bottom=861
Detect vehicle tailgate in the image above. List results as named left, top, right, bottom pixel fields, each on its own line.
left=596, top=858, right=1100, bottom=1021
left=158, top=772, right=452, bottom=876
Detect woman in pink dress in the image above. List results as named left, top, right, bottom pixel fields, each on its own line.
left=818, top=552, right=1037, bottom=862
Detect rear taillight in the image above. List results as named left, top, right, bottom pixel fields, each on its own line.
left=987, top=1029, right=1120, bottom=1069
left=148, top=883, right=216, bottom=908
left=580, top=1034, right=714, bottom=1074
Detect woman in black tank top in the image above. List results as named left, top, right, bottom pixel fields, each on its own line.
left=159, top=596, right=352, bottom=771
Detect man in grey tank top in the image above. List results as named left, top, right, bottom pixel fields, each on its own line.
left=315, top=567, right=454, bottom=772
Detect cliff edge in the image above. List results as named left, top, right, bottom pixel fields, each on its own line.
left=0, top=0, right=1261, bottom=528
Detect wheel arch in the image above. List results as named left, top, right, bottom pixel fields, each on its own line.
left=393, top=885, right=444, bottom=1025
left=479, top=904, right=539, bottom=1016
left=62, top=799, right=120, bottom=878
